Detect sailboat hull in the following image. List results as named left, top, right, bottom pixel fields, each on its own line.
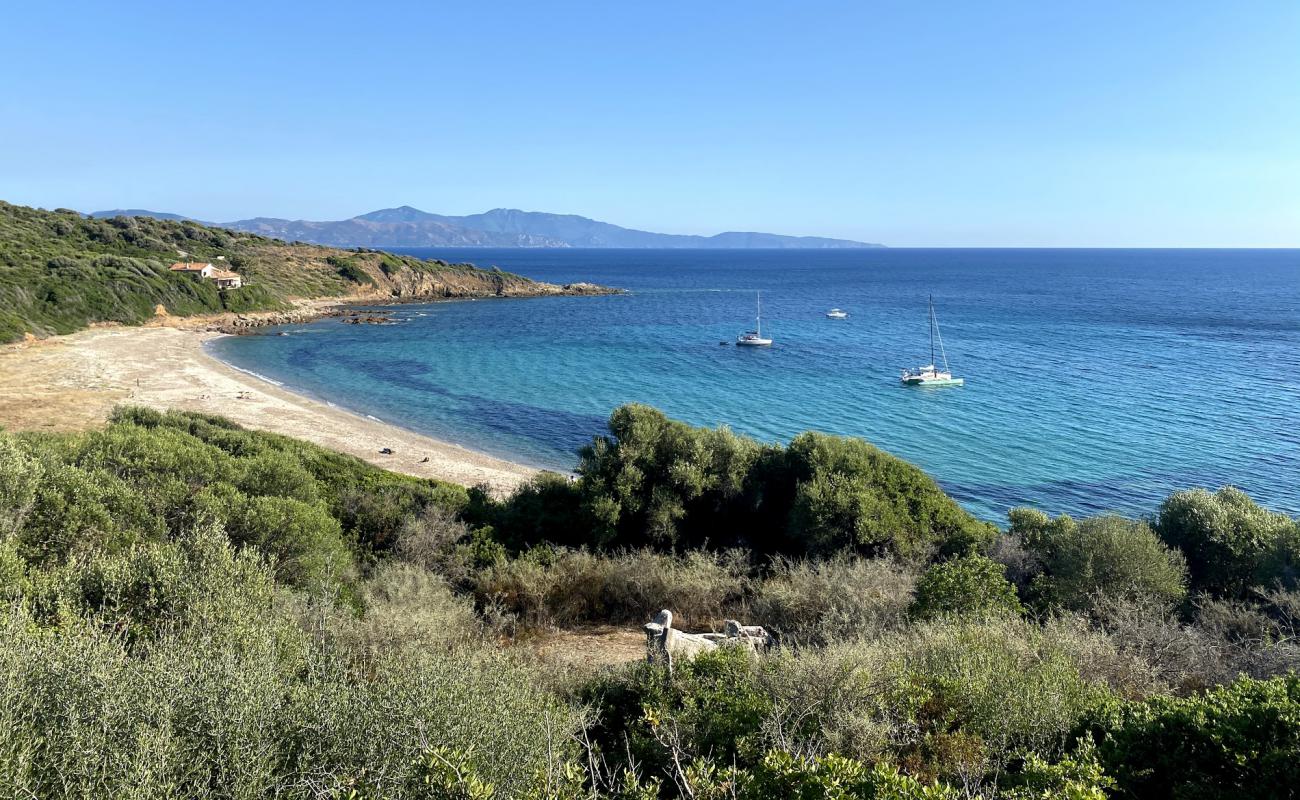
left=736, top=337, right=773, bottom=347
left=901, top=375, right=964, bottom=387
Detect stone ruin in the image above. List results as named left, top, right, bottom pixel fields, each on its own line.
left=643, top=609, right=776, bottom=671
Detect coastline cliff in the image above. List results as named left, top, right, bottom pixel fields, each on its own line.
left=0, top=201, right=616, bottom=343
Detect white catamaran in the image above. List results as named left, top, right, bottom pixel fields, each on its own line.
left=736, top=291, right=773, bottom=346
left=901, top=295, right=963, bottom=386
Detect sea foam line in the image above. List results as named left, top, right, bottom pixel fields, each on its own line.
left=223, top=363, right=285, bottom=388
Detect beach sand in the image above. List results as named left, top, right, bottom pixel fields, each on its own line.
left=0, top=325, right=539, bottom=493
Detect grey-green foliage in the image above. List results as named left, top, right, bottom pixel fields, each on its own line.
left=748, top=554, right=918, bottom=646
left=0, top=433, right=42, bottom=539
left=875, top=618, right=1126, bottom=772
left=0, top=526, right=580, bottom=800
left=1014, top=512, right=1189, bottom=612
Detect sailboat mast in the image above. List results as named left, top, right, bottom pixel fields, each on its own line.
left=757, top=291, right=762, bottom=337
left=929, top=294, right=935, bottom=367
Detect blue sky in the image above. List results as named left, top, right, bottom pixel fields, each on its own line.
left=2, top=1, right=1297, bottom=246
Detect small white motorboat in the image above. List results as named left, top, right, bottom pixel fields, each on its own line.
left=826, top=308, right=848, bottom=319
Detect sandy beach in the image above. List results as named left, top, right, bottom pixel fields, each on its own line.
left=0, top=324, right=539, bottom=493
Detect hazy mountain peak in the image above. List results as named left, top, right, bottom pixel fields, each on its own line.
left=355, top=205, right=438, bottom=223
left=112, top=205, right=883, bottom=249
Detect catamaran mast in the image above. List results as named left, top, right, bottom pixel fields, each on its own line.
left=929, top=294, right=935, bottom=367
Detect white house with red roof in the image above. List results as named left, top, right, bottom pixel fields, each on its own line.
left=168, top=261, right=242, bottom=289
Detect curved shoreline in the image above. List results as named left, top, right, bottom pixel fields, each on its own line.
left=0, top=324, right=539, bottom=493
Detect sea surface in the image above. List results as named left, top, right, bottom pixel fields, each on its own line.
left=210, top=248, right=1300, bottom=523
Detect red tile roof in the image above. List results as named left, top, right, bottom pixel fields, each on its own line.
left=169, top=262, right=212, bottom=272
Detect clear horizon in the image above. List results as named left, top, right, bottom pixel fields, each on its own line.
left=2, top=1, right=1297, bottom=247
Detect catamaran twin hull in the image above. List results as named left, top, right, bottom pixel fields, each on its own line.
left=901, top=367, right=964, bottom=387
left=901, top=374, right=965, bottom=387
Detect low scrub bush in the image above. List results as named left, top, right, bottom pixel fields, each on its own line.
left=749, top=554, right=918, bottom=646
left=473, top=547, right=748, bottom=630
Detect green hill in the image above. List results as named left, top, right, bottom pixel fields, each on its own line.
left=0, top=201, right=584, bottom=343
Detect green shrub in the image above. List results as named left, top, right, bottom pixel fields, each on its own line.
left=911, top=555, right=1022, bottom=620
left=0, top=433, right=42, bottom=539
left=467, top=472, right=591, bottom=551
left=784, top=432, right=994, bottom=558
left=1156, top=487, right=1295, bottom=597
left=1025, top=514, right=1188, bottom=612
left=567, top=405, right=992, bottom=560
left=582, top=646, right=771, bottom=787
left=227, top=495, right=352, bottom=590
left=882, top=618, right=1120, bottom=776
left=730, top=751, right=962, bottom=799
left=328, top=254, right=375, bottom=285
left=237, top=449, right=321, bottom=504
left=19, top=463, right=162, bottom=564
left=1078, top=674, right=1300, bottom=799
left=577, top=404, right=759, bottom=549
left=0, top=523, right=580, bottom=799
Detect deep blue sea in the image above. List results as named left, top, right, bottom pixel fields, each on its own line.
left=210, top=249, right=1300, bottom=523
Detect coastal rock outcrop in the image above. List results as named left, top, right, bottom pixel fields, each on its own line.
left=643, top=609, right=776, bottom=672
left=381, top=269, right=618, bottom=300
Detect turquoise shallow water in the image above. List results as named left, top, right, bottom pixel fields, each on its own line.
left=210, top=248, right=1300, bottom=523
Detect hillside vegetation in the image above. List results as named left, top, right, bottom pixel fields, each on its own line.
left=0, top=201, right=568, bottom=343
left=2, top=404, right=1299, bottom=797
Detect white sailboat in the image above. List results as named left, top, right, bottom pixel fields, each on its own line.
left=736, top=291, right=773, bottom=346
left=901, top=295, right=963, bottom=386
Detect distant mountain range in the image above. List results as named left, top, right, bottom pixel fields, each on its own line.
left=90, top=206, right=883, bottom=249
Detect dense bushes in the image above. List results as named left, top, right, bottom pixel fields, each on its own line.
left=1077, top=674, right=1300, bottom=799
left=1007, top=511, right=1189, bottom=612
left=0, top=531, right=578, bottom=799
left=1155, top=487, right=1299, bottom=597
left=473, top=547, right=748, bottom=630
left=4, top=403, right=1300, bottom=797
left=3, top=408, right=466, bottom=594
left=748, top=554, right=917, bottom=646
left=580, top=617, right=1137, bottom=795
left=476, top=404, right=995, bottom=561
